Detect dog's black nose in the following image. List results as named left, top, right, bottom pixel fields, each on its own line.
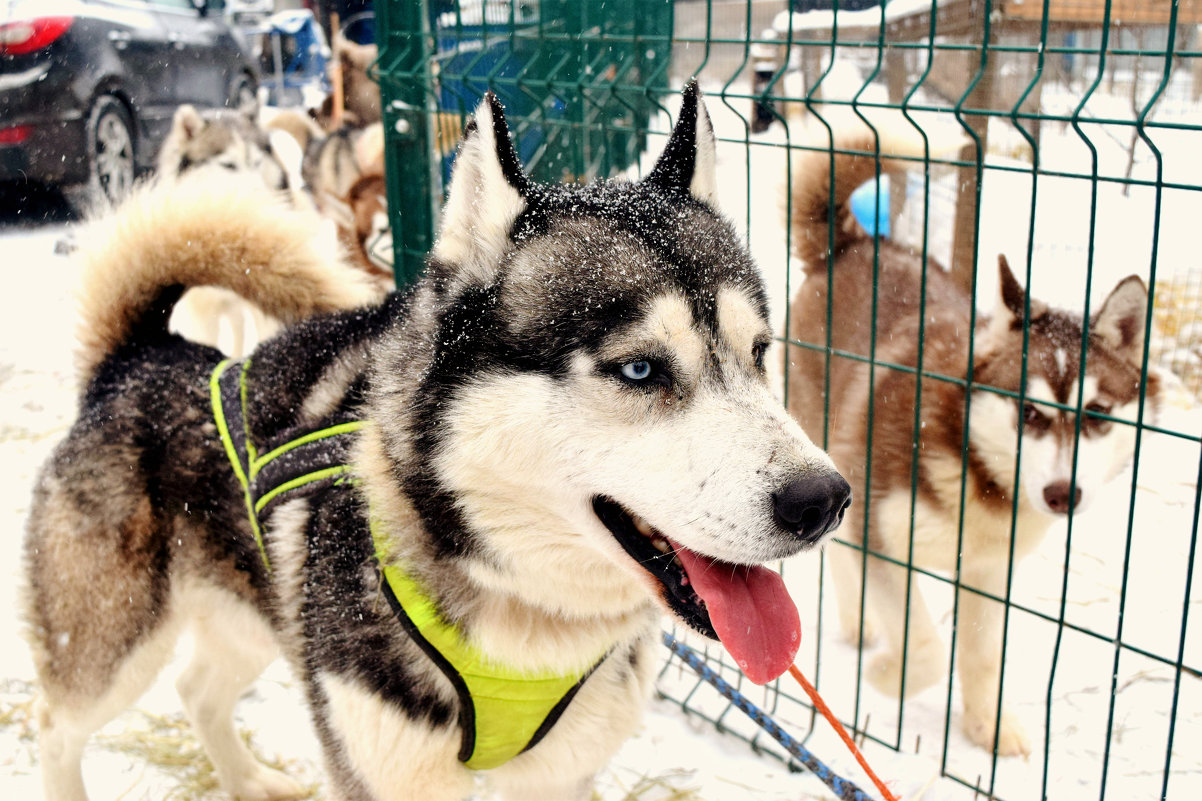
left=773, top=472, right=852, bottom=542
left=1043, top=481, right=1081, bottom=514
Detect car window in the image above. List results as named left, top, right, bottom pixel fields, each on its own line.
left=145, top=0, right=197, bottom=11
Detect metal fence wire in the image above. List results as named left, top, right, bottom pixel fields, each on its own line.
left=375, top=2, right=1201, bottom=799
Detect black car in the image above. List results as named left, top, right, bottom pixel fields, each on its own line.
left=0, top=0, right=258, bottom=206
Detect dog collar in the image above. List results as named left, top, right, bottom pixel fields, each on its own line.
left=209, top=359, right=606, bottom=770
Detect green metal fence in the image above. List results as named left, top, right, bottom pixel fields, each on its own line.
left=376, top=2, right=1202, bottom=798
left=375, top=0, right=672, bottom=284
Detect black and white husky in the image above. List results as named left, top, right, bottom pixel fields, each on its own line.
left=23, top=85, right=850, bottom=801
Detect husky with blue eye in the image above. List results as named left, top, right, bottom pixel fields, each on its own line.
left=23, top=83, right=850, bottom=801
left=785, top=134, right=1158, bottom=757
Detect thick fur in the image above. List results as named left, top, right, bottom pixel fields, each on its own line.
left=264, top=108, right=327, bottom=154
left=25, top=87, right=847, bottom=801
left=264, top=118, right=385, bottom=214
left=73, top=169, right=378, bottom=379
left=264, top=114, right=393, bottom=292
left=157, top=104, right=320, bottom=356
left=315, top=36, right=382, bottom=129
left=786, top=134, right=1158, bottom=756
left=324, top=171, right=395, bottom=288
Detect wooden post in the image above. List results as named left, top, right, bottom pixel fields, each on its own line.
left=885, top=45, right=908, bottom=234
left=329, top=12, right=344, bottom=128
left=950, top=36, right=997, bottom=295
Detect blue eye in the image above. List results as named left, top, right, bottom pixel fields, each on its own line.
left=621, top=360, right=653, bottom=381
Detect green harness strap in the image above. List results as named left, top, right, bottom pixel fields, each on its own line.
left=371, top=523, right=604, bottom=770
left=208, top=360, right=604, bottom=770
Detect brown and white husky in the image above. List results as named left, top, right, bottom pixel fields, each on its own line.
left=785, top=134, right=1158, bottom=756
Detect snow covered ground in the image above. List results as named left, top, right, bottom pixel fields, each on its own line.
left=1, top=69, right=1200, bottom=801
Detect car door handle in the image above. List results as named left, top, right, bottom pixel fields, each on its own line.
left=107, top=30, right=131, bottom=49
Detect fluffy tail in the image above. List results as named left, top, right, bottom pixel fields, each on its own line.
left=265, top=109, right=326, bottom=152
left=74, top=171, right=382, bottom=382
left=789, top=126, right=963, bottom=272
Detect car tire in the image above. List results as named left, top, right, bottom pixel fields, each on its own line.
left=230, top=73, right=258, bottom=113
left=84, top=95, right=136, bottom=207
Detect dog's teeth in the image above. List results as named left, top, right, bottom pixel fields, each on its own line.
left=651, top=537, right=671, bottom=554
left=633, top=515, right=655, bottom=537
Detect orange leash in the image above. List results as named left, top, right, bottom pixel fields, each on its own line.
left=788, top=664, right=901, bottom=801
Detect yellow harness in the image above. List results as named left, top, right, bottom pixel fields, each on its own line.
left=209, top=359, right=605, bottom=769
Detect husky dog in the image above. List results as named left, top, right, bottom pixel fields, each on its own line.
left=156, top=103, right=311, bottom=357
left=157, top=103, right=291, bottom=192
left=785, top=135, right=1157, bottom=757
left=325, top=171, right=395, bottom=289
left=317, top=35, right=383, bottom=128
left=24, top=85, right=850, bottom=801
left=302, top=122, right=382, bottom=209
left=267, top=110, right=383, bottom=214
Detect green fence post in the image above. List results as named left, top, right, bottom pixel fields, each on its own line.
left=377, top=0, right=436, bottom=288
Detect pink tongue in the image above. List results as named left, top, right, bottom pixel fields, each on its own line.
left=670, top=541, right=801, bottom=685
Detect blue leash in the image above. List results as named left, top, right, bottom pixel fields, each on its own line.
left=661, top=631, right=885, bottom=801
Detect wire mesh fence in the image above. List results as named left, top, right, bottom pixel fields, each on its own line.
left=375, top=2, right=1201, bottom=798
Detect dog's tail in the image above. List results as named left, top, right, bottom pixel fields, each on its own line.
left=789, top=126, right=961, bottom=273
left=74, top=170, right=381, bottom=383
left=265, top=109, right=326, bottom=152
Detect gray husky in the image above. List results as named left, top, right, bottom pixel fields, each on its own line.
left=23, top=85, right=850, bottom=801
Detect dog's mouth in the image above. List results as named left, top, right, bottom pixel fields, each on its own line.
left=592, top=496, right=800, bottom=684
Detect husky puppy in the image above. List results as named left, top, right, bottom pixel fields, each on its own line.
left=785, top=135, right=1157, bottom=757
left=24, top=85, right=850, bottom=801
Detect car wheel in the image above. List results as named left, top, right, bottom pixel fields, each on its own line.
left=86, top=95, right=136, bottom=206
left=230, top=73, right=258, bottom=113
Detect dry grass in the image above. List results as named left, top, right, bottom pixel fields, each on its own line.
left=2, top=678, right=706, bottom=801
left=0, top=678, right=38, bottom=745
left=594, top=769, right=708, bottom=801
left=94, top=711, right=319, bottom=801
left=1152, top=275, right=1202, bottom=399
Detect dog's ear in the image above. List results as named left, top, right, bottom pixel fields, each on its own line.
left=996, top=254, right=1047, bottom=325
left=432, top=92, right=529, bottom=282
left=645, top=79, right=717, bottom=206
left=1092, top=275, right=1148, bottom=364
left=172, top=105, right=204, bottom=141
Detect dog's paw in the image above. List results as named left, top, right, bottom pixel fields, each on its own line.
left=867, top=648, right=942, bottom=698
left=227, top=765, right=307, bottom=801
left=963, top=708, right=1031, bottom=758
left=838, top=612, right=877, bottom=648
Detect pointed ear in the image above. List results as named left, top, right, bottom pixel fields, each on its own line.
left=997, top=254, right=1047, bottom=321
left=986, top=255, right=1045, bottom=343
left=173, top=105, right=204, bottom=141
left=1092, top=275, right=1147, bottom=363
left=645, top=80, right=717, bottom=205
left=432, top=92, right=529, bottom=283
